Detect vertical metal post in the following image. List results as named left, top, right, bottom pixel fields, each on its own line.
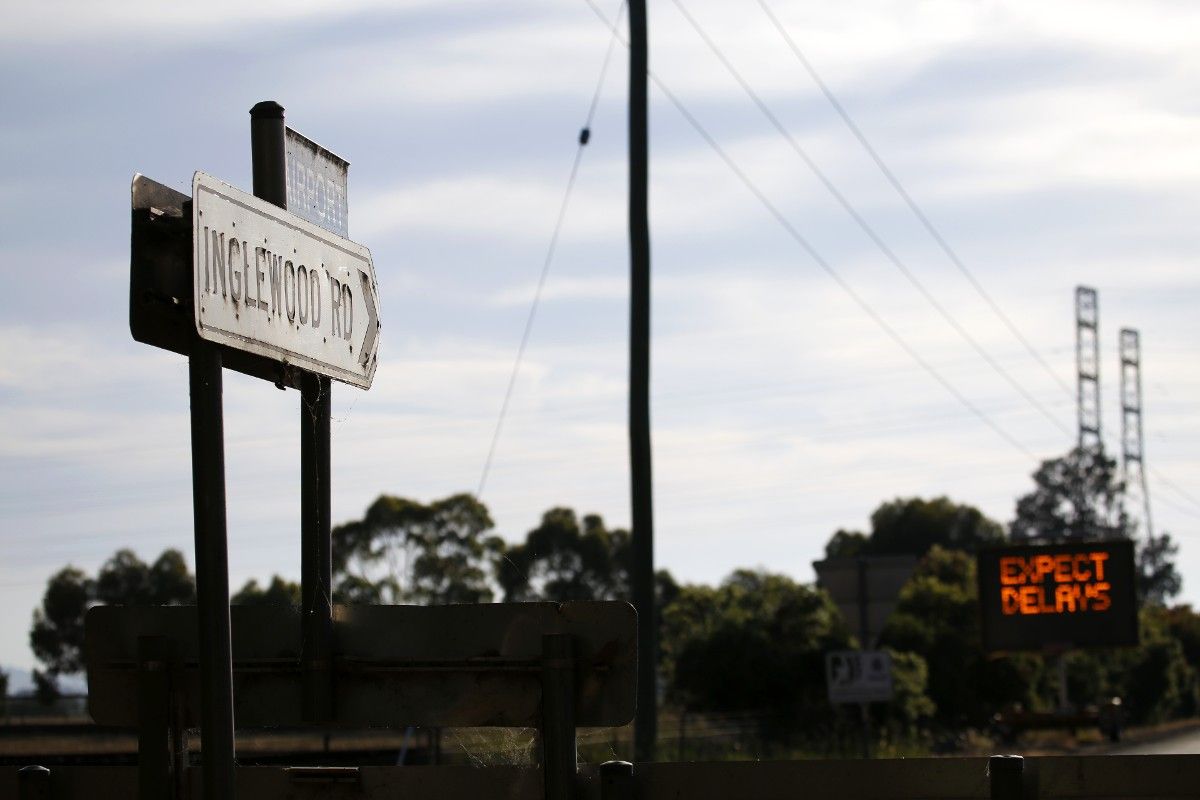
left=189, top=342, right=236, bottom=800
left=250, top=100, right=334, bottom=721
left=542, top=633, right=577, bottom=800
left=171, top=682, right=189, bottom=800
left=138, top=636, right=172, bottom=800
left=677, top=709, right=686, bottom=762
left=600, top=760, right=634, bottom=800
left=628, top=0, right=657, bottom=765
left=856, top=558, right=871, bottom=759
left=989, top=755, right=1024, bottom=800
left=17, top=766, right=51, bottom=800
left=301, top=372, right=334, bottom=720
left=1055, top=652, right=1069, bottom=712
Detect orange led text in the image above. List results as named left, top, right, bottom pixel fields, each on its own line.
left=996, top=552, right=1112, bottom=616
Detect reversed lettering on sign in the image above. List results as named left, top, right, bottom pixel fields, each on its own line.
left=285, top=127, right=348, bottom=238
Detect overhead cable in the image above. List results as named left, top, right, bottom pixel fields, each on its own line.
left=475, top=0, right=627, bottom=499
left=667, top=0, right=1071, bottom=439
left=754, top=0, right=1076, bottom=400
left=579, top=0, right=1037, bottom=460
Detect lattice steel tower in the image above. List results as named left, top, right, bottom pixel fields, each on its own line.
left=1075, top=286, right=1102, bottom=451
left=1120, top=328, right=1154, bottom=538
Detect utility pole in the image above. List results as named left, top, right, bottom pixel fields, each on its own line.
left=1120, top=328, right=1154, bottom=539
left=1075, top=286, right=1101, bottom=452
left=628, top=0, right=657, bottom=764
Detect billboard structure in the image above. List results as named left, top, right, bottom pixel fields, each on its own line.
left=977, top=540, right=1138, bottom=652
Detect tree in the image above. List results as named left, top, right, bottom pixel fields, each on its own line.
left=232, top=576, right=301, bottom=607
left=1010, top=446, right=1128, bottom=543
left=30, top=566, right=91, bottom=680
left=881, top=546, right=1039, bottom=727
left=29, top=549, right=196, bottom=694
left=332, top=493, right=503, bottom=605
left=1011, top=446, right=1181, bottom=604
left=1137, top=532, right=1182, bottom=607
left=497, top=507, right=680, bottom=660
left=498, top=508, right=631, bottom=602
left=824, top=497, right=1004, bottom=559
left=661, top=569, right=851, bottom=740
left=94, top=549, right=195, bottom=606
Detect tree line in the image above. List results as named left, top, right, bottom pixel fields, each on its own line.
left=24, top=445, right=1199, bottom=751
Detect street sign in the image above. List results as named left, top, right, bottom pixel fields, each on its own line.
left=192, top=171, right=380, bottom=389
left=285, top=126, right=349, bottom=237
left=826, top=650, right=893, bottom=705
left=978, top=540, right=1139, bottom=652
left=813, top=556, right=917, bottom=647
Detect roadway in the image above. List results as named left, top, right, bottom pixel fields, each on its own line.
left=1108, top=724, right=1200, bottom=755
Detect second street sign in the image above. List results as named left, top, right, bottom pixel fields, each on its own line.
left=192, top=171, right=380, bottom=389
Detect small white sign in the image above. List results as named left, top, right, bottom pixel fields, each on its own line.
left=192, top=171, right=379, bottom=389
left=826, top=650, right=893, bottom=705
left=285, top=127, right=349, bottom=238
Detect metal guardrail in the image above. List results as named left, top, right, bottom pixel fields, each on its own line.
left=7, top=754, right=1200, bottom=799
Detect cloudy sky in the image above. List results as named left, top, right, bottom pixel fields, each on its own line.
left=2, top=0, right=1198, bottom=671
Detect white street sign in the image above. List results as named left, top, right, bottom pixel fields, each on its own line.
left=192, top=171, right=379, bottom=389
left=826, top=650, right=893, bottom=705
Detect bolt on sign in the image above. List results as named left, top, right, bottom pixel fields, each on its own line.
left=977, top=541, right=1138, bottom=652
left=192, top=171, right=379, bottom=389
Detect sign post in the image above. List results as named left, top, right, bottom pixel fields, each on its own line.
left=129, top=100, right=380, bottom=800
left=813, top=555, right=915, bottom=759
left=188, top=340, right=236, bottom=800
left=250, top=100, right=334, bottom=723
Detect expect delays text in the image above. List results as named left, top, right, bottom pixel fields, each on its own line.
left=997, top=551, right=1112, bottom=616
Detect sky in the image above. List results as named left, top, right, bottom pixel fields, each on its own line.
left=1, top=0, right=1198, bottom=672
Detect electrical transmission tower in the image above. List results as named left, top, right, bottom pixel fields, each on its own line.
left=1120, top=328, right=1154, bottom=538
left=1075, top=286, right=1102, bottom=451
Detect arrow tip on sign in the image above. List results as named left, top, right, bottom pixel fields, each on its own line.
left=359, top=269, right=379, bottom=367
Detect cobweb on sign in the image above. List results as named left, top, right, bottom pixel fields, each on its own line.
left=445, top=725, right=630, bottom=768
left=446, top=727, right=538, bottom=767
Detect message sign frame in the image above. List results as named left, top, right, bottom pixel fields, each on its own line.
left=977, top=540, right=1139, bottom=653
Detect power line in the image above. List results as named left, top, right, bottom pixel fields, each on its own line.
left=1150, top=465, right=1200, bottom=515
left=753, top=0, right=1076, bottom=401
left=666, top=0, right=1071, bottom=441
left=579, top=0, right=1037, bottom=460
left=475, top=0, right=627, bottom=499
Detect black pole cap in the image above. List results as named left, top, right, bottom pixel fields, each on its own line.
left=250, top=100, right=284, bottom=119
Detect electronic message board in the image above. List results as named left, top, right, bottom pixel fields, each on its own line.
left=977, top=540, right=1138, bottom=652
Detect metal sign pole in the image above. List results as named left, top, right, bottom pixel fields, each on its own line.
left=250, top=100, right=334, bottom=721
left=628, top=0, right=657, bottom=764
left=188, top=342, right=236, bottom=799
left=856, top=559, right=871, bottom=759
